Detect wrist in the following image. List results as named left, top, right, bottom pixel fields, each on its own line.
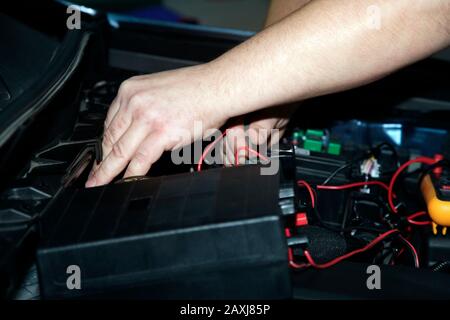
left=204, top=56, right=262, bottom=120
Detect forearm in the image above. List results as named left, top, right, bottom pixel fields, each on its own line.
left=265, top=0, right=312, bottom=26
left=213, top=0, right=450, bottom=118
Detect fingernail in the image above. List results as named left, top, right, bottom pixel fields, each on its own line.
left=85, top=177, right=96, bottom=188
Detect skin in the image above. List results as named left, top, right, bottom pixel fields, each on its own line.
left=223, top=0, right=312, bottom=166
left=86, top=0, right=450, bottom=188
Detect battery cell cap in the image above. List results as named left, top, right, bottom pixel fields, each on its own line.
left=304, top=139, right=322, bottom=152
left=306, top=129, right=324, bottom=137
left=327, top=142, right=342, bottom=156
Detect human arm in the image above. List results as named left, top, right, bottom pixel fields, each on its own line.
left=87, top=0, right=450, bottom=187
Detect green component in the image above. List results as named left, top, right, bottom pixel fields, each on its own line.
left=306, top=129, right=324, bottom=137
left=292, top=131, right=303, bottom=140
left=304, top=139, right=323, bottom=152
left=327, top=142, right=342, bottom=155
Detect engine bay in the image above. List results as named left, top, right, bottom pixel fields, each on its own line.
left=1, top=3, right=450, bottom=299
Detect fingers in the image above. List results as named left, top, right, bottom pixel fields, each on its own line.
left=124, top=132, right=167, bottom=178
left=248, top=104, right=298, bottom=146
left=102, top=79, right=137, bottom=160
left=223, top=124, right=247, bottom=166
left=248, top=119, right=273, bottom=146
left=87, top=95, right=128, bottom=182
left=102, top=111, right=132, bottom=162
left=104, top=97, right=120, bottom=130
left=249, top=119, right=288, bottom=148
left=86, top=121, right=149, bottom=187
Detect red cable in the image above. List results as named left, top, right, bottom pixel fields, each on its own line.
left=399, top=235, right=420, bottom=268
left=296, top=180, right=390, bottom=210
left=297, top=180, right=316, bottom=208
left=388, top=157, right=435, bottom=213
left=288, top=248, right=310, bottom=269
left=197, top=131, right=227, bottom=171
left=407, top=211, right=431, bottom=226
left=317, top=181, right=390, bottom=192
left=304, top=229, right=399, bottom=269
left=234, top=146, right=270, bottom=166
left=286, top=230, right=310, bottom=269
left=289, top=261, right=310, bottom=269
left=294, top=158, right=436, bottom=269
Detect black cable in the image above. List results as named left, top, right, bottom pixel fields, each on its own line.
left=313, top=208, right=342, bottom=232
left=431, top=261, right=450, bottom=273
left=342, top=225, right=390, bottom=234
left=307, top=177, right=390, bottom=233
left=311, top=198, right=389, bottom=235
left=298, top=182, right=399, bottom=264
left=375, top=246, right=396, bottom=265
left=322, top=162, right=353, bottom=185
left=321, top=150, right=373, bottom=185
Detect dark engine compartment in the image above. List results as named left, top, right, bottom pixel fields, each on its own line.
left=1, top=2, right=450, bottom=299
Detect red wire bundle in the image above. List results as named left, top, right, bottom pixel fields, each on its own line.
left=398, top=235, right=420, bottom=267
left=292, top=156, right=438, bottom=269
left=317, top=181, right=390, bottom=192
left=297, top=180, right=316, bottom=208
left=198, top=138, right=433, bottom=269
left=407, top=211, right=431, bottom=226
left=303, top=229, right=399, bottom=269
left=197, top=130, right=271, bottom=170
left=387, top=156, right=436, bottom=213
left=234, top=146, right=270, bottom=166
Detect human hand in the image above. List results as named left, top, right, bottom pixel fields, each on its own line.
left=85, top=64, right=233, bottom=187
left=222, top=104, right=298, bottom=166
